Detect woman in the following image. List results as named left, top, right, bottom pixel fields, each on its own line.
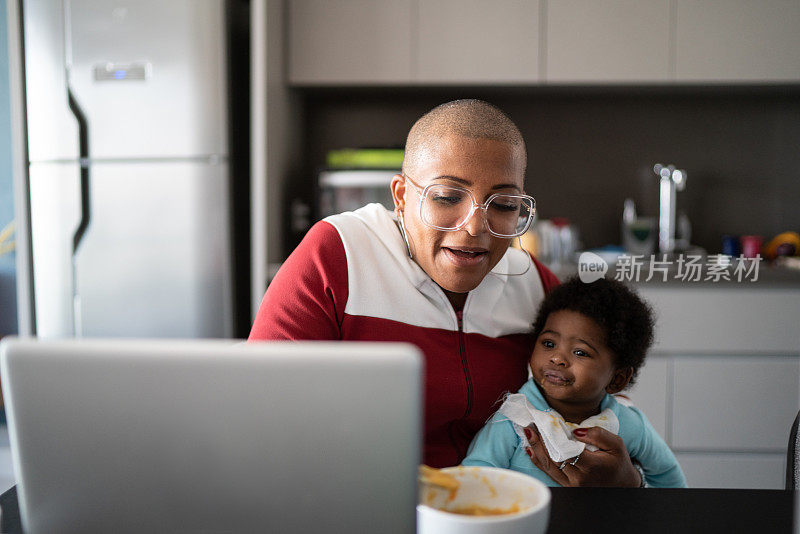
left=250, top=99, right=643, bottom=486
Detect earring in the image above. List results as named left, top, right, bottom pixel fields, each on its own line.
left=491, top=235, right=532, bottom=277
left=397, top=211, right=413, bottom=259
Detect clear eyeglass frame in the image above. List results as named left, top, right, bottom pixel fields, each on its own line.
left=402, top=173, right=536, bottom=238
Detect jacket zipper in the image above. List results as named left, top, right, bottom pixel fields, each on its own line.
left=456, top=311, right=473, bottom=418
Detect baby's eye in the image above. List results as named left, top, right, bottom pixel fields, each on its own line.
left=573, top=349, right=589, bottom=357
left=541, top=339, right=555, bottom=349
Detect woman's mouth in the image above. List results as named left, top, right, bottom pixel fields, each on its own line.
left=442, top=246, right=488, bottom=266
left=541, top=370, right=573, bottom=387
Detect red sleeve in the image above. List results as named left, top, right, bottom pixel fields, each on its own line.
left=248, top=221, right=348, bottom=341
left=531, top=256, right=560, bottom=294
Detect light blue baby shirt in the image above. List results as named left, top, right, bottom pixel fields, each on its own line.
left=462, top=379, right=687, bottom=488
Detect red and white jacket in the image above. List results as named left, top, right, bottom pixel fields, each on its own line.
left=249, top=204, right=559, bottom=467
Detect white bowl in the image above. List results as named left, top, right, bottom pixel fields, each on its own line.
left=417, top=466, right=551, bottom=534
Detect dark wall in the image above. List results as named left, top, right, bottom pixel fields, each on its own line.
left=226, top=0, right=251, bottom=338
left=290, top=86, right=800, bottom=255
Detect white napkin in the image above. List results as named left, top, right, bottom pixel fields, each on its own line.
left=497, top=393, right=619, bottom=463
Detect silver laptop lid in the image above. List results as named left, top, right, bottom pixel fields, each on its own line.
left=1, top=338, right=423, bottom=534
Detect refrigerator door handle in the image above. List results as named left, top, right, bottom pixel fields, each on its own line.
left=67, top=87, right=90, bottom=253
left=67, top=87, right=89, bottom=336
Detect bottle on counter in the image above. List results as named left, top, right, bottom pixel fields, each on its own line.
left=621, top=199, right=656, bottom=256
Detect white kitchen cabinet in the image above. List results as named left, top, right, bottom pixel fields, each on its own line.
left=676, top=452, right=786, bottom=489
left=675, top=0, right=800, bottom=82
left=288, top=0, right=413, bottom=84
left=546, top=0, right=671, bottom=83
left=629, top=286, right=800, bottom=489
left=625, top=356, right=670, bottom=440
left=289, top=0, right=800, bottom=85
left=671, top=355, right=799, bottom=452
left=625, top=351, right=798, bottom=489
left=0, top=427, right=14, bottom=493
left=416, top=0, right=540, bottom=84
left=636, top=286, right=800, bottom=354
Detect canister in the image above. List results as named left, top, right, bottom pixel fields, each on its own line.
left=740, top=235, right=763, bottom=258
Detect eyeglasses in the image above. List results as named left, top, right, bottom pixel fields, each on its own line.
left=402, top=173, right=535, bottom=238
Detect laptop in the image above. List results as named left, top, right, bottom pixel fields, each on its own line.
left=0, top=338, right=423, bottom=533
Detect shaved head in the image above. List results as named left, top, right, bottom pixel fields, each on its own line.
left=402, top=99, right=526, bottom=176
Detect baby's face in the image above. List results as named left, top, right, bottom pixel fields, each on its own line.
left=529, top=310, right=623, bottom=415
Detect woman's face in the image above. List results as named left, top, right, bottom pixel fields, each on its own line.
left=391, top=134, right=526, bottom=295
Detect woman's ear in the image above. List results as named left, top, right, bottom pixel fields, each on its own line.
left=390, top=174, right=406, bottom=213
left=606, top=367, right=633, bottom=394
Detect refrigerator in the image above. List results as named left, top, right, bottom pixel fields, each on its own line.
left=21, top=0, right=232, bottom=338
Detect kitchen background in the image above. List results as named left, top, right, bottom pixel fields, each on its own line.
left=270, top=2, right=800, bottom=492
left=0, top=0, right=14, bottom=340
left=0, top=0, right=16, bottom=493
left=0, top=0, right=798, bottom=492
left=294, top=87, right=800, bottom=254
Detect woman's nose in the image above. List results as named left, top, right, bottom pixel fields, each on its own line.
left=463, top=206, right=488, bottom=236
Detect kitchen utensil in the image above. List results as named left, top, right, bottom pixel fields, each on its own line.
left=740, top=235, right=763, bottom=258
left=418, top=465, right=460, bottom=492
left=622, top=217, right=657, bottom=256
left=722, top=235, right=741, bottom=257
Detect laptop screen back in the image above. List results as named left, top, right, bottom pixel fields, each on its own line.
left=0, top=338, right=423, bottom=534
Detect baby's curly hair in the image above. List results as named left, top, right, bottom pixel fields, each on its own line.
left=531, top=276, right=655, bottom=387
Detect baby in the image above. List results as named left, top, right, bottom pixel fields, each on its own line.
left=462, top=277, right=686, bottom=488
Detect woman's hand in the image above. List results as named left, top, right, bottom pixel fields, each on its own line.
left=523, top=426, right=641, bottom=487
